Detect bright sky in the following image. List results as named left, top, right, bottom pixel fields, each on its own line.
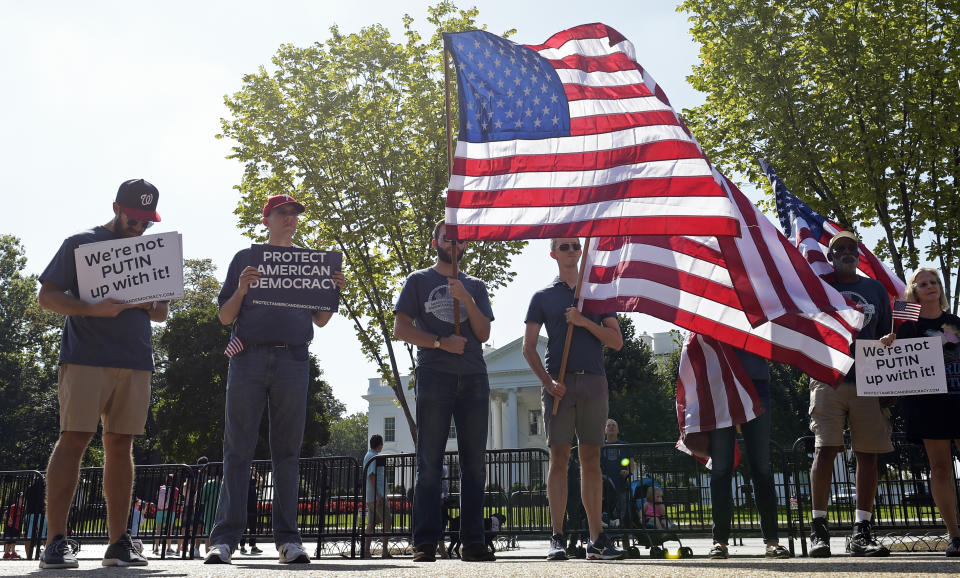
left=1, top=1, right=724, bottom=415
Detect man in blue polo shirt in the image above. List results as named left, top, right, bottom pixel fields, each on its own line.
left=394, top=219, right=495, bottom=563
left=523, top=238, right=624, bottom=561
left=204, top=194, right=345, bottom=566
left=38, top=179, right=167, bottom=569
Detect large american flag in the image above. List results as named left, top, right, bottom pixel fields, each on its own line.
left=442, top=24, right=741, bottom=241
left=763, top=159, right=906, bottom=300
left=580, top=169, right=865, bottom=385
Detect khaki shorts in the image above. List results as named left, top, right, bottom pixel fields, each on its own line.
left=366, top=498, right=392, bottom=526
left=58, top=363, right=152, bottom=435
left=809, top=379, right=893, bottom=453
left=542, top=372, right=609, bottom=447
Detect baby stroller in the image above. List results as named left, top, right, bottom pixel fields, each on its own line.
left=631, top=476, right=692, bottom=559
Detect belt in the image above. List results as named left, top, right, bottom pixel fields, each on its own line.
left=247, top=341, right=296, bottom=349
left=549, top=370, right=593, bottom=379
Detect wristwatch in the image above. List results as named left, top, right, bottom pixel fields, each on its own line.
left=433, top=337, right=441, bottom=349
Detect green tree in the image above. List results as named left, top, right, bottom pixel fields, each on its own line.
left=604, top=316, right=677, bottom=443
left=681, top=1, right=960, bottom=308
left=151, top=259, right=344, bottom=462
left=218, top=1, right=524, bottom=444
left=0, top=236, right=62, bottom=469
left=319, top=412, right=369, bottom=462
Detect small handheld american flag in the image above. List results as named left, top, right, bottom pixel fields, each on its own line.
left=892, top=300, right=921, bottom=322
left=224, top=334, right=245, bottom=358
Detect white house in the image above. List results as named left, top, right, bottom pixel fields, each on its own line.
left=364, top=331, right=680, bottom=454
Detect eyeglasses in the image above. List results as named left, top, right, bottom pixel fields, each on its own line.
left=442, top=237, right=466, bottom=245
left=122, top=212, right=153, bottom=229
left=915, top=280, right=940, bottom=288
left=557, top=243, right=582, bottom=252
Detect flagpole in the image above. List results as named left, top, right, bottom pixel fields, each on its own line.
left=553, top=237, right=592, bottom=415
left=443, top=45, right=461, bottom=336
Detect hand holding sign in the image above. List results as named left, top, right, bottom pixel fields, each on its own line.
left=856, top=337, right=947, bottom=396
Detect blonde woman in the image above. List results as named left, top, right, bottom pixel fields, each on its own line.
left=895, top=268, right=960, bottom=556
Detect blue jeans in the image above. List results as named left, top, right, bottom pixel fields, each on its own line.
left=209, top=346, right=309, bottom=548
left=412, top=367, right=489, bottom=547
left=709, top=394, right=778, bottom=544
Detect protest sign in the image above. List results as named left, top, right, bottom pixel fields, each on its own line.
left=855, top=337, right=947, bottom=396
left=75, top=232, right=184, bottom=304
left=246, top=245, right=342, bottom=311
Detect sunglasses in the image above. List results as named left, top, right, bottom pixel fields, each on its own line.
left=442, top=237, right=466, bottom=245
left=122, top=212, right=154, bottom=229
left=557, top=243, right=582, bottom=252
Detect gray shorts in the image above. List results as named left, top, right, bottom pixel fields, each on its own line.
left=542, top=372, right=609, bottom=447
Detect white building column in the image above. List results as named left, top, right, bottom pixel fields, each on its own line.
left=505, top=388, right=519, bottom=449
left=491, top=394, right=503, bottom=449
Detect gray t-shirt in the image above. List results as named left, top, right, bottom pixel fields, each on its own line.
left=831, top=276, right=892, bottom=381
left=40, top=226, right=154, bottom=370
left=393, top=267, right=494, bottom=375
left=217, top=247, right=316, bottom=346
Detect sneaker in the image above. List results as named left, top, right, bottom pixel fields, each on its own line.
left=546, top=533, right=568, bottom=560
left=165, top=547, right=177, bottom=556
left=239, top=546, right=247, bottom=555
left=412, top=544, right=436, bottom=562
left=279, top=542, right=310, bottom=564
left=765, top=543, right=790, bottom=558
left=461, top=542, right=496, bottom=562
left=103, top=532, right=149, bottom=567
left=204, top=543, right=232, bottom=564
left=945, top=536, right=960, bottom=557
left=39, top=535, right=79, bottom=569
left=809, top=517, right=831, bottom=558
left=708, top=543, right=728, bottom=559
left=586, top=533, right=625, bottom=560
left=131, top=538, right=143, bottom=554
left=9, top=553, right=21, bottom=560
left=846, top=520, right=889, bottom=557
left=250, top=546, right=263, bottom=554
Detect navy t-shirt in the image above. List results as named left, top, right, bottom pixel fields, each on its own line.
left=218, top=247, right=316, bottom=346
left=394, top=267, right=494, bottom=375
left=40, top=226, right=155, bottom=370
left=832, top=276, right=892, bottom=381
left=734, top=348, right=770, bottom=403
left=525, top=279, right=615, bottom=375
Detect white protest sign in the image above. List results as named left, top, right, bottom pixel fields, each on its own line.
left=75, top=232, right=184, bottom=304
left=855, top=337, right=947, bottom=396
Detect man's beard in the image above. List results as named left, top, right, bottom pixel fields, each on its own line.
left=436, top=245, right=464, bottom=264
left=113, top=215, right=141, bottom=238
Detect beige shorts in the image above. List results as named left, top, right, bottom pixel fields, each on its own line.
left=809, top=379, right=893, bottom=453
left=58, top=363, right=152, bottom=435
left=366, top=498, right=392, bottom=526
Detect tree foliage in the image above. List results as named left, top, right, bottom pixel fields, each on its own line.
left=151, top=259, right=344, bottom=463
left=218, top=1, right=524, bottom=444
left=0, top=236, right=62, bottom=469
left=318, top=412, right=369, bottom=462
left=604, top=317, right=677, bottom=443
left=681, top=1, right=960, bottom=309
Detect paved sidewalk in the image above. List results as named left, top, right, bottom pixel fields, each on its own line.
left=3, top=537, right=958, bottom=576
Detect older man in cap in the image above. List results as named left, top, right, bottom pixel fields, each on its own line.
left=205, top=194, right=345, bottom=565
left=38, top=179, right=168, bottom=568
left=807, top=230, right=895, bottom=558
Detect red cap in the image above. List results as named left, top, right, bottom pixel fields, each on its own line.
left=263, top=194, right=305, bottom=217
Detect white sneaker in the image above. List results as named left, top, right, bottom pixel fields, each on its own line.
left=278, top=542, right=310, bottom=564
left=204, top=544, right=232, bottom=565
left=131, top=538, right=143, bottom=554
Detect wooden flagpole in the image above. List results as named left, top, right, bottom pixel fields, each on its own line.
left=553, top=237, right=592, bottom=415
left=443, top=45, right=461, bottom=335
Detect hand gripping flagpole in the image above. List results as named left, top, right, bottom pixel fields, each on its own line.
left=444, top=45, right=461, bottom=335
left=553, top=237, right=592, bottom=415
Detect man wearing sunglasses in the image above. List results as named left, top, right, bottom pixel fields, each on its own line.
left=37, top=179, right=167, bottom=569
left=205, top=194, right=345, bottom=566
left=523, top=238, right=624, bottom=561
left=394, top=220, right=495, bottom=563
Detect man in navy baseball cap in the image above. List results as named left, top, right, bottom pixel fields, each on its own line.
left=115, top=178, right=161, bottom=223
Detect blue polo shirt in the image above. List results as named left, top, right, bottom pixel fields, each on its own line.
left=40, top=226, right=155, bottom=370
left=218, top=247, right=316, bottom=346
left=525, top=278, right=615, bottom=375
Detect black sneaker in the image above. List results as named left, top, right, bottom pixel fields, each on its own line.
left=846, top=520, right=889, bottom=557
left=103, top=532, right=148, bottom=567
left=546, top=533, right=568, bottom=560
left=461, top=542, right=495, bottom=562
left=413, top=544, right=436, bottom=562
left=809, top=517, right=831, bottom=558
left=39, top=535, right=79, bottom=569
left=586, top=533, right=625, bottom=560
left=945, top=536, right=960, bottom=557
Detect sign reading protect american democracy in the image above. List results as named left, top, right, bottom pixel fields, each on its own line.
left=246, top=244, right=342, bottom=311
left=855, top=337, right=947, bottom=396
left=75, top=232, right=185, bottom=304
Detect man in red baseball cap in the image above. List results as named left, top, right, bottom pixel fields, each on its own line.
left=37, top=179, right=168, bottom=569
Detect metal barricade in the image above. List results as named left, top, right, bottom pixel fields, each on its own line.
left=0, top=470, right=45, bottom=560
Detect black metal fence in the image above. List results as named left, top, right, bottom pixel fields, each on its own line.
left=2, top=434, right=958, bottom=559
